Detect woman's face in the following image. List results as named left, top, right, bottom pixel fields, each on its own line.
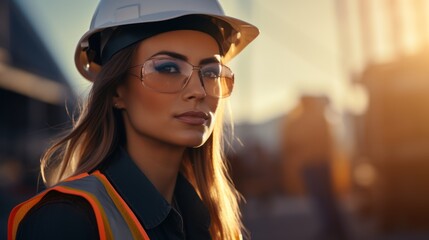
left=115, top=30, right=222, bottom=148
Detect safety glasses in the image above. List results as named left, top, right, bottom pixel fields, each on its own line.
left=129, top=58, right=234, bottom=98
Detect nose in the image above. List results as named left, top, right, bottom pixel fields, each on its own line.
left=182, top=70, right=207, bottom=100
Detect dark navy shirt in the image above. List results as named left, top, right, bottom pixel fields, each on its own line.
left=16, top=148, right=211, bottom=240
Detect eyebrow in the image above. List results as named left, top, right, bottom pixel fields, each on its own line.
left=150, top=51, right=220, bottom=65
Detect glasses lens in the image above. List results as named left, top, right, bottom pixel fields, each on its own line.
left=201, top=63, right=234, bottom=98
left=142, top=59, right=191, bottom=93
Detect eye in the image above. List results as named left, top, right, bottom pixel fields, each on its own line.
left=202, top=65, right=221, bottom=78
left=153, top=60, right=181, bottom=74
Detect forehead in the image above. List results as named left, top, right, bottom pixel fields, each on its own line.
left=133, top=30, right=221, bottom=63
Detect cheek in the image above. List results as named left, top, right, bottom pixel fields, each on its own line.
left=207, top=98, right=222, bottom=129
left=208, top=97, right=221, bottom=116
left=137, top=98, right=167, bottom=121
left=122, top=86, right=171, bottom=128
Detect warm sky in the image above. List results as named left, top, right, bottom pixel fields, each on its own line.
left=16, top=0, right=413, bottom=123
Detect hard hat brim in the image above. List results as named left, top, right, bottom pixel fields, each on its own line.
left=74, top=11, right=259, bottom=81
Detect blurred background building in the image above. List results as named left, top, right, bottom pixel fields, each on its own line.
left=0, top=0, right=74, bottom=238
left=2, top=0, right=429, bottom=239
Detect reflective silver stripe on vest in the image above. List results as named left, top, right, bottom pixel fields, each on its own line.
left=58, top=175, right=134, bottom=239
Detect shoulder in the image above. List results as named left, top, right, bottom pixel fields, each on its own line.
left=16, top=190, right=99, bottom=240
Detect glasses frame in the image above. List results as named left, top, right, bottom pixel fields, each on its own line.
left=128, top=57, right=234, bottom=98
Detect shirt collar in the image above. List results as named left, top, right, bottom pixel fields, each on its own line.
left=101, top=148, right=210, bottom=231
left=174, top=174, right=211, bottom=235
left=102, top=148, right=171, bottom=229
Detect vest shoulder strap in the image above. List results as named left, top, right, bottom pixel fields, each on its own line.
left=8, top=171, right=149, bottom=240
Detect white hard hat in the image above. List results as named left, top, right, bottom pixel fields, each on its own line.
left=75, top=0, right=259, bottom=81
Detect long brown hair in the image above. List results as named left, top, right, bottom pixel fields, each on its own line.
left=41, top=43, right=245, bottom=239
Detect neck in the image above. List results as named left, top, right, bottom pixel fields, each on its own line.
left=126, top=138, right=185, bottom=203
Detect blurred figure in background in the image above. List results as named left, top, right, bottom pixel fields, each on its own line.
left=281, top=95, right=348, bottom=240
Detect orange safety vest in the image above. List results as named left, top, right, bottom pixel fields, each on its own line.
left=8, top=170, right=150, bottom=240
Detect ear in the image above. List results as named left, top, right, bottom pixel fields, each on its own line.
left=113, top=84, right=126, bottom=109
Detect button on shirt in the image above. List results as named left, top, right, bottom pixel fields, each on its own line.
left=17, top=148, right=212, bottom=240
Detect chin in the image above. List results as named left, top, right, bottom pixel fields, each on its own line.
left=180, top=138, right=205, bottom=148
left=189, top=142, right=205, bottom=148
left=173, top=131, right=211, bottom=148
left=179, top=136, right=210, bottom=148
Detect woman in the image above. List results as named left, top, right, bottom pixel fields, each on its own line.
left=8, top=0, right=258, bottom=239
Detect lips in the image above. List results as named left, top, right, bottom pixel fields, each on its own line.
left=175, top=111, right=209, bottom=125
